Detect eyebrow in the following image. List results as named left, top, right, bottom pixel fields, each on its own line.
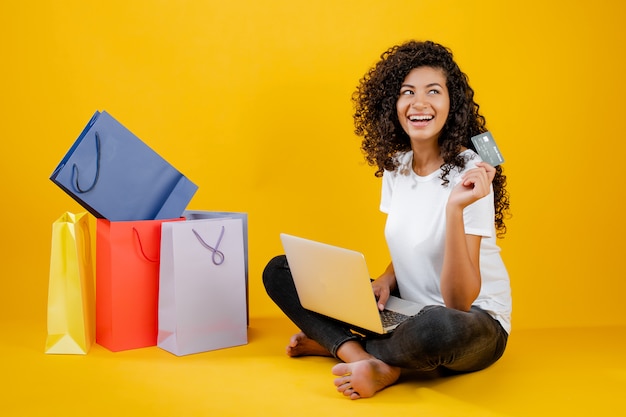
left=401, top=82, right=444, bottom=89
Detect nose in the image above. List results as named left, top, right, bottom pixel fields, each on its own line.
left=409, top=92, right=428, bottom=109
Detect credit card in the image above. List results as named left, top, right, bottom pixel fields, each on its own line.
left=470, top=131, right=504, bottom=166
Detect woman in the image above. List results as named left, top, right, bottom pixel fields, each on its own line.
left=263, top=40, right=511, bottom=400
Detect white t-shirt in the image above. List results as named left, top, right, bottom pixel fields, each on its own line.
left=380, top=150, right=512, bottom=333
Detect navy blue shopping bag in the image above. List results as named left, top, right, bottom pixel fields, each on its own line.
left=50, top=111, right=198, bottom=221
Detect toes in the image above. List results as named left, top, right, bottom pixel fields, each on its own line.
left=331, top=362, right=351, bottom=377
left=288, top=332, right=303, bottom=348
left=341, top=387, right=361, bottom=399
left=334, top=377, right=351, bottom=391
left=334, top=377, right=362, bottom=399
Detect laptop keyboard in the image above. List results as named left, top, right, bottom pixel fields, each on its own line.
left=380, top=309, right=410, bottom=328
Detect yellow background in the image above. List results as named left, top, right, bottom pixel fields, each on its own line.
left=1, top=0, right=625, bottom=332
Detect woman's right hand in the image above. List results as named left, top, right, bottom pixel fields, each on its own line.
left=372, top=263, right=397, bottom=311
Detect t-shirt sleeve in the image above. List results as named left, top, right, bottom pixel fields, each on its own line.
left=463, top=190, right=495, bottom=238
left=380, top=170, right=394, bottom=214
left=457, top=152, right=495, bottom=238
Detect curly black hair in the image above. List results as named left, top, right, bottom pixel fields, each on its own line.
left=353, top=40, right=510, bottom=237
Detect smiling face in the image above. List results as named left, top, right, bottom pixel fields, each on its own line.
left=396, top=66, right=450, bottom=146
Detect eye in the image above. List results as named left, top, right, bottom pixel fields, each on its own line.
left=428, top=89, right=441, bottom=95
left=400, top=89, right=414, bottom=96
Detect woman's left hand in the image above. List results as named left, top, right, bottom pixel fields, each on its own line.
left=448, top=162, right=496, bottom=209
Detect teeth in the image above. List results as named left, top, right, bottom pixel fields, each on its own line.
left=409, top=115, right=433, bottom=122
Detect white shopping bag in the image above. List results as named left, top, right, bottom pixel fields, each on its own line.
left=183, top=210, right=249, bottom=323
left=158, top=217, right=248, bottom=356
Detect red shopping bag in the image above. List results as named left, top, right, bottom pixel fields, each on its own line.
left=96, top=217, right=182, bottom=351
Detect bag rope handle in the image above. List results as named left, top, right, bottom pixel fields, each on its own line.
left=192, top=226, right=225, bottom=266
left=71, top=131, right=101, bottom=193
left=132, top=227, right=158, bottom=262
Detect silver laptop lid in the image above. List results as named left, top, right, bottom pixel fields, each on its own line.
left=280, top=233, right=385, bottom=334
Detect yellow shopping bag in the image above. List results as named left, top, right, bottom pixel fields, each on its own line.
left=45, top=212, right=95, bottom=354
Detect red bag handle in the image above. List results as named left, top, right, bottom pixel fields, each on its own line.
left=132, top=227, right=158, bottom=262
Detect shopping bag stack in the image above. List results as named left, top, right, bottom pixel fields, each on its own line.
left=47, top=110, right=248, bottom=355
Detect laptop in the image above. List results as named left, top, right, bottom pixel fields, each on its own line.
left=280, top=233, right=423, bottom=334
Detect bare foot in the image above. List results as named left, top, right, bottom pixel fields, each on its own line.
left=331, top=359, right=401, bottom=399
left=286, top=332, right=333, bottom=357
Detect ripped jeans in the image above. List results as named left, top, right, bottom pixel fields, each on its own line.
left=262, top=255, right=508, bottom=373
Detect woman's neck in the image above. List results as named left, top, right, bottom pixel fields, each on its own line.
left=411, top=145, right=443, bottom=176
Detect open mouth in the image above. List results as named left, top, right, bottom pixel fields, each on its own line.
left=408, top=115, right=434, bottom=122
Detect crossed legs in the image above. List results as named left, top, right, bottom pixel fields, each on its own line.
left=263, top=255, right=508, bottom=400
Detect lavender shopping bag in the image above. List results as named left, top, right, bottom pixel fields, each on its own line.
left=158, top=217, right=248, bottom=356
left=183, top=210, right=249, bottom=323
